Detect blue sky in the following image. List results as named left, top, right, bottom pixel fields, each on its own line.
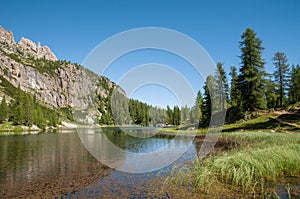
left=1, top=0, right=299, bottom=107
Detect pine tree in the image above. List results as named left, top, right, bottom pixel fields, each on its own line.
left=111, top=91, right=128, bottom=125
left=229, top=66, right=240, bottom=107
left=189, top=91, right=203, bottom=124
left=215, top=62, right=229, bottom=110
left=10, top=85, right=25, bottom=125
left=288, top=64, right=300, bottom=103
left=142, top=103, right=149, bottom=126
left=196, top=91, right=203, bottom=122
left=12, top=101, right=24, bottom=125
left=181, top=105, right=190, bottom=124
left=46, top=111, right=58, bottom=127
left=273, top=52, right=290, bottom=107
left=129, top=99, right=138, bottom=124
left=172, top=106, right=181, bottom=125
left=0, top=96, right=9, bottom=122
left=24, top=95, right=34, bottom=126
left=265, top=74, right=277, bottom=108
left=238, top=28, right=267, bottom=111
left=33, top=106, right=46, bottom=128
left=166, top=105, right=173, bottom=125
left=189, top=106, right=198, bottom=124
left=202, top=75, right=214, bottom=123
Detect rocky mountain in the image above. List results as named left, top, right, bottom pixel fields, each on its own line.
left=0, top=26, right=57, bottom=61
left=0, top=26, right=125, bottom=125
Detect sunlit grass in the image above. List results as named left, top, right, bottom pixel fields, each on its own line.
left=167, top=132, right=300, bottom=196
left=160, top=114, right=300, bottom=136
left=213, top=144, right=300, bottom=189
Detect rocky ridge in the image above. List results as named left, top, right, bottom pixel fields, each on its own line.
left=0, top=26, right=125, bottom=123
left=0, top=26, right=57, bottom=61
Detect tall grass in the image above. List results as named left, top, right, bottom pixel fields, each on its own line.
left=214, top=144, right=300, bottom=189
left=169, top=132, right=300, bottom=195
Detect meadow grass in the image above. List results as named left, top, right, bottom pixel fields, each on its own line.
left=222, top=115, right=300, bottom=133
left=159, top=114, right=300, bottom=137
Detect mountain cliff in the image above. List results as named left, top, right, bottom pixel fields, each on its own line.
left=0, top=26, right=125, bottom=127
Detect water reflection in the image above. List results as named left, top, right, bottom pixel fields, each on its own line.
left=68, top=128, right=199, bottom=198
left=0, top=128, right=200, bottom=198
left=77, top=127, right=195, bottom=173
left=0, top=132, right=109, bottom=198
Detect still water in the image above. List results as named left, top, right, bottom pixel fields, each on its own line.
left=0, top=128, right=199, bottom=198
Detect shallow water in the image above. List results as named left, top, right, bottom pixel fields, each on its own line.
left=0, top=127, right=199, bottom=198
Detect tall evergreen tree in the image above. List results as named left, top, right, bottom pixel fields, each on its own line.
left=48, top=111, right=59, bottom=127
left=0, top=96, right=9, bottom=122
left=273, top=52, right=289, bottom=107
left=202, top=75, right=214, bottom=123
left=33, top=106, right=46, bottom=128
left=189, top=106, right=198, bottom=124
left=181, top=105, right=190, bottom=124
left=10, top=85, right=25, bottom=125
left=111, top=91, right=129, bottom=125
left=172, top=106, right=181, bottom=125
left=149, top=106, right=167, bottom=125
left=190, top=91, right=203, bottom=124
left=166, top=105, right=173, bottom=125
left=265, top=74, right=277, bottom=108
left=229, top=66, right=240, bottom=107
left=195, top=91, right=203, bottom=122
left=142, top=103, right=149, bottom=126
left=238, top=28, right=267, bottom=111
left=24, top=95, right=34, bottom=126
left=215, top=62, right=229, bottom=110
left=288, top=64, right=300, bottom=103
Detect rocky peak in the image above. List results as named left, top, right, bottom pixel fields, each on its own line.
left=18, top=37, right=57, bottom=61
left=19, top=37, right=37, bottom=52
left=0, top=26, right=15, bottom=43
left=0, top=26, right=57, bottom=61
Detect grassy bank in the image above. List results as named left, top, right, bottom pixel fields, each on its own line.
left=222, top=115, right=300, bottom=133
left=164, top=132, right=300, bottom=197
left=159, top=113, right=300, bottom=135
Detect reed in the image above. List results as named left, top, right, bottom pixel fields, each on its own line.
left=214, top=144, right=300, bottom=189
left=170, top=132, right=300, bottom=195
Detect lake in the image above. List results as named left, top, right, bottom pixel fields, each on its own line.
left=0, top=127, right=200, bottom=198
